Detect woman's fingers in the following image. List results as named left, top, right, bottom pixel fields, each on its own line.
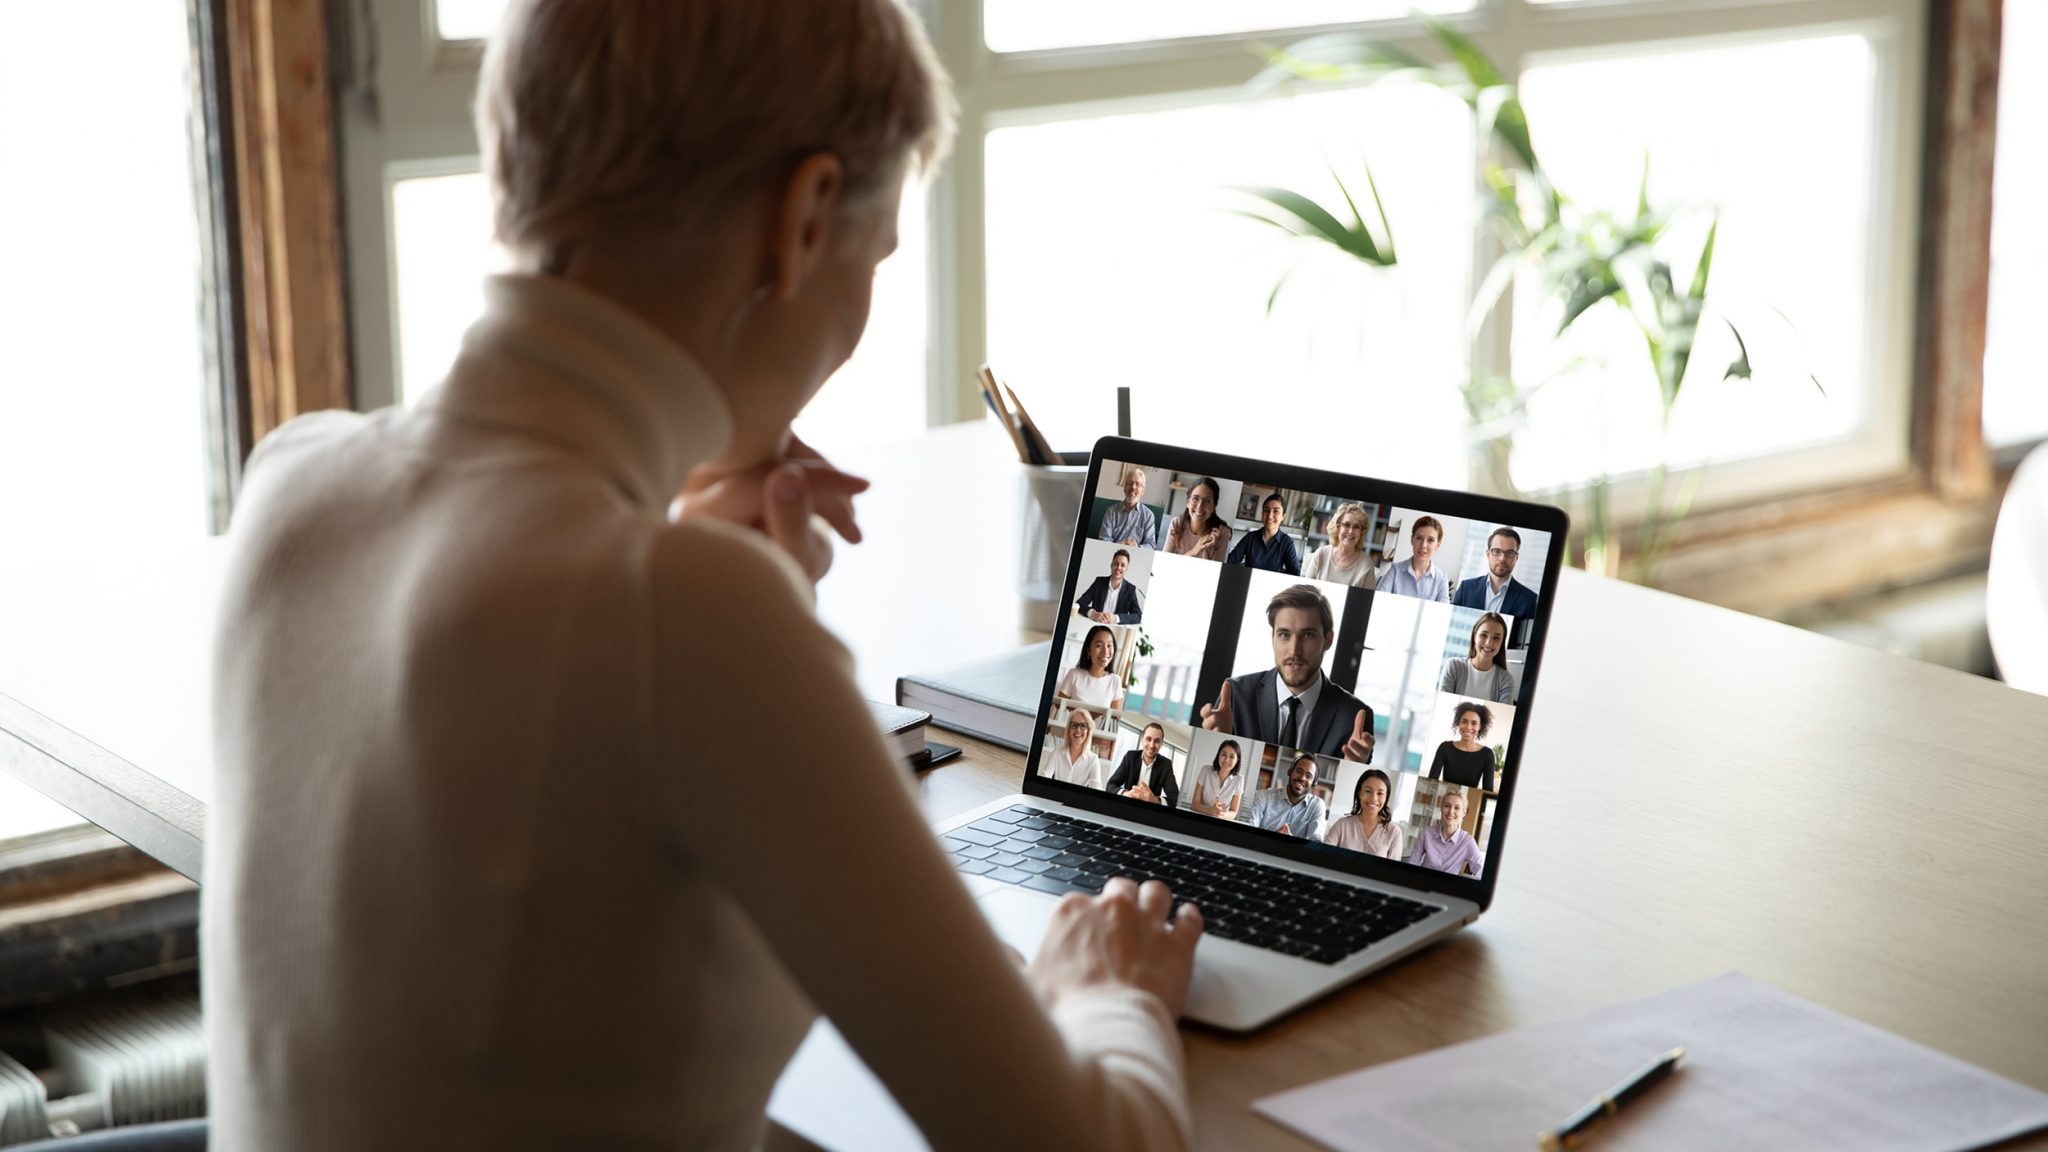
left=761, top=465, right=830, bottom=582
left=791, top=462, right=869, bottom=544
left=762, top=436, right=871, bottom=544
left=674, top=459, right=858, bottom=584
left=1099, top=877, right=1140, bottom=905
left=678, top=457, right=869, bottom=544
left=1136, top=879, right=1173, bottom=922
left=1030, top=874, right=1201, bottom=1018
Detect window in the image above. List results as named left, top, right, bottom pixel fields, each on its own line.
left=1509, top=31, right=1897, bottom=496
left=1984, top=0, right=2047, bottom=449
left=984, top=84, right=1472, bottom=487
left=0, top=4, right=215, bottom=559
left=346, top=0, right=1964, bottom=521
left=0, top=3, right=226, bottom=844
left=969, top=0, right=1925, bottom=510
left=981, top=1, right=1474, bottom=54
left=380, top=164, right=928, bottom=453
left=361, top=6, right=929, bottom=455
left=434, top=0, right=505, bottom=42
left=390, top=170, right=501, bottom=408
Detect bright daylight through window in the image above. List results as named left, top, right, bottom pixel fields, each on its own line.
left=388, top=171, right=929, bottom=455
left=1984, top=0, right=2046, bottom=448
left=0, top=3, right=212, bottom=840
left=378, top=0, right=1990, bottom=511
left=980, top=0, right=1474, bottom=54
left=1509, top=33, right=1881, bottom=490
left=984, top=84, right=1473, bottom=489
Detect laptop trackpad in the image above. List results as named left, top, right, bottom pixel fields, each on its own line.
left=980, top=883, right=1251, bottom=1029
left=977, top=886, right=1059, bottom=965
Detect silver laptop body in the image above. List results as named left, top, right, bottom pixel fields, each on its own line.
left=933, top=436, right=1566, bottom=1031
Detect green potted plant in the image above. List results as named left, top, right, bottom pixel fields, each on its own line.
left=1236, top=18, right=1818, bottom=581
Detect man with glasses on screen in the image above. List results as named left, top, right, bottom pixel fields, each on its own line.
left=1199, top=584, right=1374, bottom=763
left=1452, top=527, right=1539, bottom=619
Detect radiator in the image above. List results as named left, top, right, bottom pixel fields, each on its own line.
left=0, top=994, right=205, bottom=1146
left=0, top=1052, right=46, bottom=1144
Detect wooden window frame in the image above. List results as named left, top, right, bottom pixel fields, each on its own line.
left=1645, top=0, right=2009, bottom=617
left=0, top=0, right=347, bottom=932
left=222, top=0, right=352, bottom=461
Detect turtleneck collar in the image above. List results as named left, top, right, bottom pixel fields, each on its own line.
left=422, top=274, right=735, bottom=510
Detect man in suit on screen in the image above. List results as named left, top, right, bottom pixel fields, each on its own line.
left=1106, top=721, right=1178, bottom=808
left=1201, top=584, right=1375, bottom=764
left=1075, top=548, right=1142, bottom=624
left=1451, top=526, right=1539, bottom=619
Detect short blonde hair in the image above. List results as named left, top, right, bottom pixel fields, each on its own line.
left=479, top=0, right=956, bottom=267
left=1330, top=502, right=1368, bottom=536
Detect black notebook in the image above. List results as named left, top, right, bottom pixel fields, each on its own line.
left=865, top=700, right=963, bottom=771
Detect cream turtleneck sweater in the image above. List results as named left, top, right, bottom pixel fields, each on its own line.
left=202, top=275, right=1190, bottom=1150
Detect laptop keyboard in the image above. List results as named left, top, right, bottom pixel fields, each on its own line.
left=943, top=805, right=1442, bottom=965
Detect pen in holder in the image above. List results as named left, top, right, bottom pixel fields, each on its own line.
left=1018, top=451, right=1090, bottom=633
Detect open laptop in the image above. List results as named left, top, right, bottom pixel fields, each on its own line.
left=933, top=437, right=1567, bottom=1031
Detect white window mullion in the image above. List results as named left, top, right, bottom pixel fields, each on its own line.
left=928, top=0, right=989, bottom=427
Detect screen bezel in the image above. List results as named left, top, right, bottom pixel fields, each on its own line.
left=1019, top=435, right=1570, bottom=911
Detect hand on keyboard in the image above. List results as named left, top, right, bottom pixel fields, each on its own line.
left=1028, top=877, right=1204, bottom=1019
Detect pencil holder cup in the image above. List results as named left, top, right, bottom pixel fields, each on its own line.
left=1018, top=451, right=1090, bottom=632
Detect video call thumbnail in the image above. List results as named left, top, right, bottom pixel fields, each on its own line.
left=1041, top=459, right=1556, bottom=882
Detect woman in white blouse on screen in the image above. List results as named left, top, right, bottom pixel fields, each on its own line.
left=1188, top=738, right=1246, bottom=820
left=1302, top=502, right=1378, bottom=589
left=202, top=3, right=1203, bottom=1148
left=1056, top=624, right=1127, bottom=711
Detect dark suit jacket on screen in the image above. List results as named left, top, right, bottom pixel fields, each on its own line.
left=1106, top=750, right=1177, bottom=808
left=1450, top=573, right=1539, bottom=619
left=1222, top=669, right=1373, bottom=761
left=1075, top=576, right=1142, bottom=624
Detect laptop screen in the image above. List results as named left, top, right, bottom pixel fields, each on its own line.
left=1031, top=441, right=1563, bottom=893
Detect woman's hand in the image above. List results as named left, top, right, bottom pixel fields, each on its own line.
left=675, top=437, right=869, bottom=584
left=1029, top=879, right=1203, bottom=1017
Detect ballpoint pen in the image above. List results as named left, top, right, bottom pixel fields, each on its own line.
left=1537, top=1047, right=1685, bottom=1150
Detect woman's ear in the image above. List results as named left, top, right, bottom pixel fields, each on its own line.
left=769, top=151, right=846, bottom=301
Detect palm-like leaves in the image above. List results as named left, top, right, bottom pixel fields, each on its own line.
left=1237, top=159, right=1396, bottom=313
left=1236, top=168, right=1396, bottom=269
left=1249, top=15, right=1821, bottom=580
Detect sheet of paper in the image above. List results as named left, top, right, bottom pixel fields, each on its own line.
left=1254, top=972, right=2048, bottom=1152
left=768, top=1018, right=929, bottom=1152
